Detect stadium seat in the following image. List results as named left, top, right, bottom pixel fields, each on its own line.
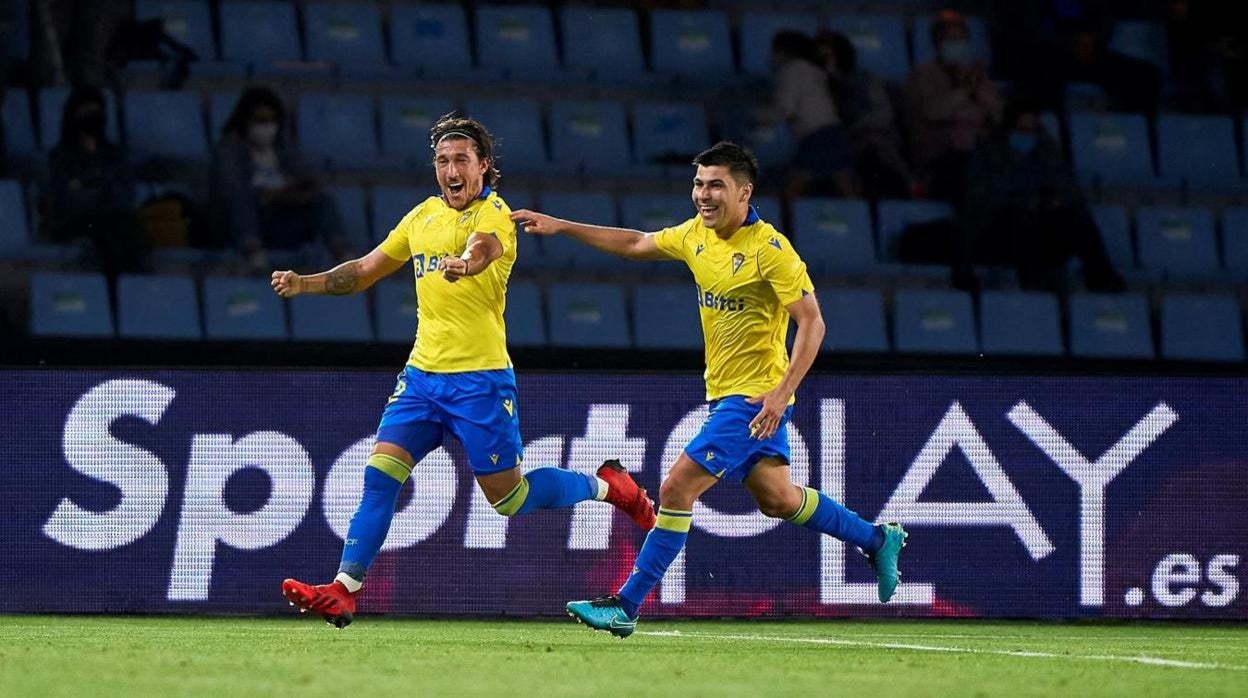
left=389, top=3, right=471, bottom=73
left=1068, top=293, right=1154, bottom=359
left=371, top=186, right=424, bottom=242
left=560, top=7, right=646, bottom=82
left=634, top=283, right=702, bottom=350
left=475, top=5, right=558, bottom=73
left=751, top=196, right=783, bottom=228
left=379, top=96, right=455, bottom=163
left=1160, top=293, right=1244, bottom=362
left=739, top=12, right=817, bottom=78
left=717, top=111, right=795, bottom=167
left=791, top=198, right=875, bottom=273
left=650, top=10, right=734, bottom=79
left=913, top=14, right=991, bottom=66
left=134, top=0, right=216, bottom=60
left=29, top=272, right=114, bottom=337
left=116, top=274, right=202, bottom=339
left=632, top=102, right=709, bottom=165
left=549, top=100, right=631, bottom=172
left=2, top=85, right=37, bottom=155
left=40, top=87, right=119, bottom=150
left=979, top=291, right=1063, bottom=356
left=1156, top=114, right=1241, bottom=189
left=218, top=1, right=301, bottom=64
left=536, top=192, right=622, bottom=272
left=327, top=185, right=371, bottom=250
left=820, top=287, right=888, bottom=352
left=123, top=90, right=207, bottom=160
left=876, top=199, right=955, bottom=261
left=0, top=179, right=30, bottom=251
left=893, top=289, right=977, bottom=354
left=1068, top=112, right=1154, bottom=186
left=303, top=2, right=384, bottom=66
left=1109, top=21, right=1168, bottom=72
left=1089, top=205, right=1137, bottom=271
left=1222, top=207, right=1248, bottom=272
left=463, top=99, right=547, bottom=170
left=547, top=283, right=630, bottom=347
left=207, top=90, right=241, bottom=138
left=505, top=281, right=545, bottom=346
left=289, top=293, right=373, bottom=342
left=620, top=193, right=692, bottom=233
left=825, top=15, right=908, bottom=82
left=297, top=93, right=379, bottom=166
left=1135, top=206, right=1219, bottom=275
left=202, top=277, right=287, bottom=340
left=373, top=279, right=418, bottom=344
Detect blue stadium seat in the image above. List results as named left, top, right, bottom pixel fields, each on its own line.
left=116, top=274, right=202, bottom=339
left=893, top=289, right=978, bottom=354
left=820, top=288, right=888, bottom=352
left=289, top=294, right=373, bottom=341
left=825, top=15, right=908, bottom=82
left=29, top=272, right=114, bottom=337
left=389, top=3, right=471, bottom=73
left=1156, top=114, right=1241, bottom=188
left=207, top=91, right=241, bottom=138
left=303, top=2, right=384, bottom=66
left=0, top=178, right=31, bottom=251
left=1109, top=21, right=1168, bottom=72
left=536, top=192, right=622, bottom=272
left=202, top=277, right=287, bottom=340
left=298, top=93, right=378, bottom=166
left=634, top=283, right=702, bottom=350
left=876, top=199, right=954, bottom=261
left=464, top=98, right=547, bottom=170
left=1068, top=112, right=1154, bottom=186
left=650, top=10, right=734, bottom=79
left=1161, top=293, right=1244, bottom=362
left=1135, top=206, right=1219, bottom=275
left=751, top=196, right=783, bottom=228
left=505, top=281, right=545, bottom=346
left=912, top=14, right=991, bottom=66
left=739, top=12, right=817, bottom=78
left=620, top=193, right=692, bottom=232
left=219, top=1, right=301, bottom=64
left=379, top=96, right=455, bottom=163
left=718, top=111, right=795, bottom=167
left=327, top=185, right=371, bottom=250
left=1089, top=205, right=1136, bottom=271
left=371, top=186, right=424, bottom=242
left=549, top=100, right=631, bottom=172
left=373, top=279, right=418, bottom=343
left=547, top=283, right=630, bottom=347
left=40, top=87, right=119, bottom=150
left=1068, top=293, right=1154, bottom=359
left=632, top=102, right=709, bottom=165
left=1040, top=111, right=1063, bottom=148
left=791, top=198, right=875, bottom=273
left=135, top=0, right=216, bottom=60
left=979, top=291, right=1063, bottom=356
left=2, top=84, right=37, bottom=155
left=560, top=7, right=646, bottom=82
left=124, top=90, right=207, bottom=160
left=475, top=5, right=558, bottom=73
left=1222, top=207, right=1248, bottom=272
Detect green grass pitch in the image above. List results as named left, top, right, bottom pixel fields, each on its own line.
left=1, top=616, right=1244, bottom=696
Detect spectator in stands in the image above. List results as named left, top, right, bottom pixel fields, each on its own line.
left=46, top=86, right=147, bottom=275
left=769, top=31, right=856, bottom=198
left=1056, top=20, right=1161, bottom=113
left=817, top=30, right=910, bottom=199
left=211, top=87, right=346, bottom=273
left=903, top=9, right=1002, bottom=202
left=1166, top=0, right=1248, bottom=112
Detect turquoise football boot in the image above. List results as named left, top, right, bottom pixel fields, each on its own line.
left=566, top=595, right=637, bottom=638
left=869, top=523, right=908, bottom=602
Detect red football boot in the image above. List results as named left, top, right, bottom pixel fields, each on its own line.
left=282, top=578, right=356, bottom=629
left=596, top=459, right=656, bottom=531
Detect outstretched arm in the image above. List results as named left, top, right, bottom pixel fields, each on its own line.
left=510, top=209, right=670, bottom=261
left=271, top=246, right=406, bottom=298
left=437, top=231, right=504, bottom=282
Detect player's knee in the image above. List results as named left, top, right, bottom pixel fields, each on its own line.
left=754, top=488, right=803, bottom=519
left=658, top=478, right=696, bottom=511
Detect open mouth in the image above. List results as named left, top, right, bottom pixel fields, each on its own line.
left=447, top=182, right=465, bottom=196
left=698, top=204, right=716, bottom=216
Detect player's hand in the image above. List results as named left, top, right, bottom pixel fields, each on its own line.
left=510, top=209, right=560, bottom=236
left=271, top=270, right=303, bottom=298
left=746, top=388, right=790, bottom=440
left=439, top=256, right=469, bottom=282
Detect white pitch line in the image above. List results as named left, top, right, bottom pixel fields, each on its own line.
left=638, top=631, right=1247, bottom=672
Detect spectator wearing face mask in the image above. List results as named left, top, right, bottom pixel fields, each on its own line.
left=46, top=86, right=147, bottom=275
left=211, top=87, right=346, bottom=272
left=903, top=9, right=1002, bottom=202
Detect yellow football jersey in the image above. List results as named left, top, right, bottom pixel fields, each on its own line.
left=379, top=187, right=516, bottom=373
left=654, top=207, right=814, bottom=401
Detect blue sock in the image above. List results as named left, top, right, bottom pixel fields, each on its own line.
left=617, top=508, right=691, bottom=619
left=491, top=467, right=597, bottom=516
left=338, top=454, right=411, bottom=582
left=786, top=487, right=879, bottom=552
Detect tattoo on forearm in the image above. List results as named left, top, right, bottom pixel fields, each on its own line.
left=325, top=262, right=359, bottom=295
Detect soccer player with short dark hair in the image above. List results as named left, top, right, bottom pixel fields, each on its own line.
left=274, top=115, right=656, bottom=628
left=512, top=141, right=907, bottom=638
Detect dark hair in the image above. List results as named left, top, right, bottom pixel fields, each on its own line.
left=929, top=8, right=970, bottom=48
left=817, top=30, right=857, bottom=74
left=692, top=141, right=759, bottom=185
left=430, top=113, right=500, bottom=187
left=222, top=86, right=286, bottom=138
left=58, top=86, right=107, bottom=148
left=771, top=30, right=820, bottom=66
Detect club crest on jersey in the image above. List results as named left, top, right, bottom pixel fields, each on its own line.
left=732, top=252, right=746, bottom=274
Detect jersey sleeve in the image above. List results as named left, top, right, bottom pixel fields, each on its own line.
left=757, top=231, right=814, bottom=306
left=474, top=196, right=516, bottom=252
left=651, top=219, right=694, bottom=262
left=379, top=203, right=420, bottom=261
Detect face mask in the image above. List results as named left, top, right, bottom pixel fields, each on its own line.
left=247, top=122, right=279, bottom=147
left=1009, top=132, right=1038, bottom=154
left=939, top=39, right=971, bottom=65
left=76, top=110, right=106, bottom=138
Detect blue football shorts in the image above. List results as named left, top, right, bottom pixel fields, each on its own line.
left=684, top=395, right=793, bottom=482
